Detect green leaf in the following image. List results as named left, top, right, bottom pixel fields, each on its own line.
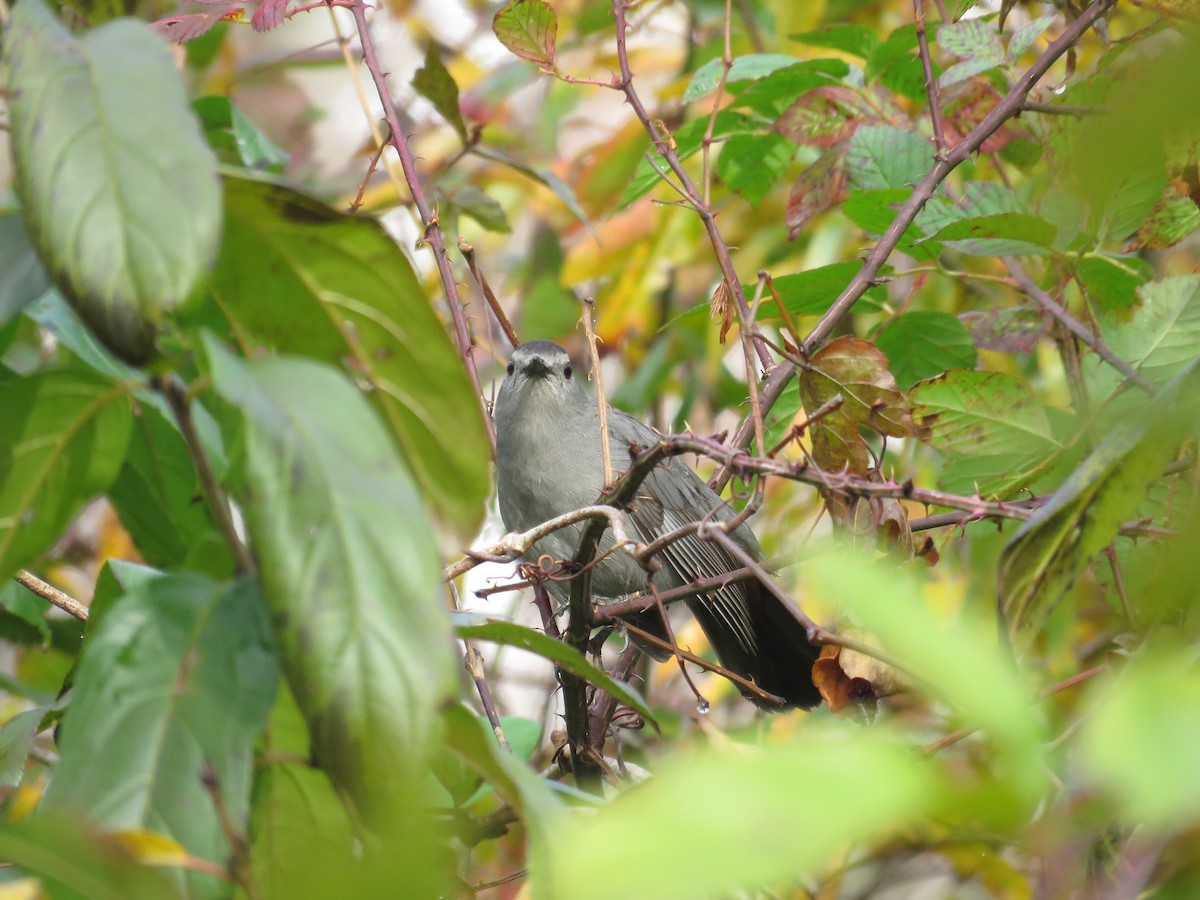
left=248, top=685, right=357, bottom=900
left=0, top=579, right=51, bottom=647
left=4, top=0, right=221, bottom=364
left=442, top=703, right=563, bottom=826
left=619, top=112, right=758, bottom=208
left=769, top=262, right=887, bottom=318
left=731, top=59, right=849, bottom=113
left=413, top=45, right=469, bottom=141
left=683, top=54, right=797, bottom=104
left=458, top=619, right=656, bottom=726
left=865, top=25, right=928, bottom=101
left=450, top=184, right=511, bottom=233
left=998, top=361, right=1200, bottom=636
left=106, top=402, right=232, bottom=577
left=806, top=552, right=1045, bottom=779
left=843, top=189, right=940, bottom=259
left=206, top=174, right=489, bottom=541
left=1130, top=187, right=1200, bottom=250
left=1008, top=14, right=1057, bottom=61
left=472, top=145, right=593, bottom=229
left=43, top=575, right=277, bottom=896
left=0, top=813, right=180, bottom=900
left=790, top=24, right=881, bottom=59
left=1100, top=275, right=1200, bottom=388
left=205, top=342, right=457, bottom=819
left=845, top=125, right=933, bottom=191
left=875, top=311, right=978, bottom=389
left=193, top=95, right=289, bottom=172
left=715, top=133, right=795, bottom=204
left=492, top=0, right=557, bottom=70
left=536, top=723, right=946, bottom=900
left=911, top=369, right=1063, bottom=497
left=921, top=212, right=1056, bottom=255
left=1076, top=254, right=1152, bottom=313
left=937, top=18, right=1005, bottom=64
left=0, top=371, right=133, bottom=582
left=1082, top=652, right=1200, bottom=830
left=0, top=214, right=49, bottom=329
left=0, top=708, right=43, bottom=787
left=938, top=57, right=1003, bottom=88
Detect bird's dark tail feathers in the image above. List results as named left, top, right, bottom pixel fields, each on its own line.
left=687, top=580, right=822, bottom=711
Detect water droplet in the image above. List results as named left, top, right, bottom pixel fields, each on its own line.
left=695, top=697, right=710, bottom=715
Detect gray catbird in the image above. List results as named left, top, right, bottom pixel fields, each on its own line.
left=494, top=340, right=820, bottom=709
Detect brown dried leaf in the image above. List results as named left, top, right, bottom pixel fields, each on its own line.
left=775, top=87, right=876, bottom=147
left=709, top=280, right=733, bottom=344
left=942, top=80, right=1028, bottom=154
left=798, top=337, right=917, bottom=474
left=786, top=149, right=848, bottom=239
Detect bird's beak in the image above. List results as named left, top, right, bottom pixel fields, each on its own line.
left=524, top=358, right=551, bottom=379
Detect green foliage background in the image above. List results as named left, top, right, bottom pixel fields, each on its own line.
left=0, top=0, right=1198, bottom=896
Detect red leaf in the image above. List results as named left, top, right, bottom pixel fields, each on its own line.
left=786, top=149, right=848, bottom=239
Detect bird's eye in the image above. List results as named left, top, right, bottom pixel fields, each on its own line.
left=563, top=365, right=572, bottom=379
left=506, top=362, right=515, bottom=376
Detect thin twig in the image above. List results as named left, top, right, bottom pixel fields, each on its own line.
left=349, top=0, right=494, bottom=449
left=1003, top=257, right=1157, bottom=395
left=14, top=570, right=88, bottom=621
left=460, top=237, right=520, bottom=350
left=443, top=505, right=647, bottom=581
left=581, top=299, right=612, bottom=486
left=157, top=377, right=257, bottom=576
left=610, top=0, right=772, bottom=371
left=914, top=0, right=947, bottom=156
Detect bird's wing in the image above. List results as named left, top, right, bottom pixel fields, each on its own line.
left=607, top=408, right=759, bottom=655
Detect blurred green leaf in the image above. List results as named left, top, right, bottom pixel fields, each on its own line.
left=0, top=813, right=181, bottom=900
left=43, top=575, right=277, bottom=898
left=0, top=214, right=49, bottom=329
left=450, top=184, right=511, bottom=233
left=0, top=371, right=133, bottom=582
left=732, top=59, right=849, bottom=113
left=1100, top=275, right=1200, bottom=388
left=107, top=403, right=232, bottom=577
left=1008, top=14, right=1057, bottom=61
left=875, top=311, right=978, bottom=388
left=193, top=96, right=289, bottom=172
left=413, top=45, right=469, bottom=141
left=920, top=212, right=1056, bottom=255
left=1083, top=651, right=1200, bottom=830
left=206, top=174, right=489, bottom=540
left=715, top=133, right=795, bottom=204
left=790, top=23, right=881, bottom=58
left=0, top=708, right=43, bottom=787
left=4, top=0, right=220, bottom=364
left=937, top=18, right=1004, bottom=63
left=1076, top=254, right=1152, bottom=312
left=866, top=25, right=928, bottom=100
left=999, top=361, right=1200, bottom=636
left=536, top=724, right=946, bottom=900
left=206, top=342, right=457, bottom=819
left=807, top=551, right=1045, bottom=784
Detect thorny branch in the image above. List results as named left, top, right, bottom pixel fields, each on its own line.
left=713, top=0, right=1120, bottom=491
left=349, top=0, right=495, bottom=449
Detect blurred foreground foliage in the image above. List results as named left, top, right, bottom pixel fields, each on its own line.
left=0, top=0, right=1198, bottom=896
